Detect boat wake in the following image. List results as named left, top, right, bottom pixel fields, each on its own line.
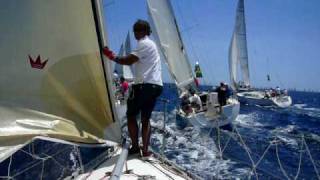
left=234, top=113, right=264, bottom=128
left=150, top=109, right=320, bottom=179
left=290, top=103, right=320, bottom=120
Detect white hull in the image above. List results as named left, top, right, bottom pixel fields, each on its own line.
left=237, top=91, right=292, bottom=108
left=176, top=98, right=240, bottom=129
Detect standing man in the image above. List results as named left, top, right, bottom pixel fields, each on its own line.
left=103, top=19, right=163, bottom=158
left=215, top=82, right=227, bottom=112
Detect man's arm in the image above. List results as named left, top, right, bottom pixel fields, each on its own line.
left=115, top=54, right=139, bottom=65
left=102, top=46, right=139, bottom=65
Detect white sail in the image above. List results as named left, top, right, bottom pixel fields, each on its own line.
left=0, top=0, right=120, bottom=145
left=229, top=33, right=239, bottom=90
left=147, top=0, right=195, bottom=89
left=114, top=32, right=134, bottom=80
left=229, top=0, right=250, bottom=89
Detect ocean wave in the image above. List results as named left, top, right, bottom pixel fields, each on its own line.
left=235, top=113, right=264, bottom=128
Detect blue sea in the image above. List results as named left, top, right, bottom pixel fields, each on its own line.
left=150, top=83, right=320, bottom=179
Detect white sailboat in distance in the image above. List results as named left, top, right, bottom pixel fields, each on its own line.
left=147, top=0, right=240, bottom=129
left=229, top=0, right=292, bottom=108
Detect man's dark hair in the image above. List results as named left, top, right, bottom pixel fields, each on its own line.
left=133, top=19, right=151, bottom=35
left=120, top=76, right=125, bottom=82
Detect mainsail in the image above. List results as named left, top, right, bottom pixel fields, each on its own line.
left=114, top=32, right=134, bottom=80
left=0, top=0, right=120, bottom=149
left=147, top=0, right=195, bottom=89
left=229, top=0, right=250, bottom=89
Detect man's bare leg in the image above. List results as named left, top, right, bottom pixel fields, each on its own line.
left=141, top=116, right=151, bottom=154
left=127, top=116, right=139, bottom=149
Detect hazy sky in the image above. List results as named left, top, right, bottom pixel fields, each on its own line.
left=103, top=0, right=320, bottom=91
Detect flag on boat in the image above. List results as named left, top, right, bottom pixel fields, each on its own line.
left=194, top=61, right=203, bottom=78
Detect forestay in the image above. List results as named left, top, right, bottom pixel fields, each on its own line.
left=229, top=0, right=250, bottom=89
left=147, top=0, right=194, bottom=90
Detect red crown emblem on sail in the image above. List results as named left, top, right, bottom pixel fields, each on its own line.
left=29, top=55, right=48, bottom=69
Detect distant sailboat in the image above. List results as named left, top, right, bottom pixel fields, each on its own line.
left=229, top=0, right=292, bottom=108
left=113, top=32, right=134, bottom=81
left=147, top=0, right=240, bottom=129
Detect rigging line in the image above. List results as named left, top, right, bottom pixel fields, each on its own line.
left=175, top=1, right=200, bottom=61
left=104, top=0, right=121, bottom=50
left=174, top=1, right=204, bottom=79
left=233, top=125, right=259, bottom=179
left=7, top=155, right=12, bottom=178
left=293, top=135, right=304, bottom=180
left=303, top=135, right=320, bottom=179
left=217, top=130, right=285, bottom=179
left=215, top=124, right=223, bottom=179
left=275, top=138, right=291, bottom=180
left=103, top=0, right=115, bottom=7
left=249, top=141, right=273, bottom=176
left=221, top=126, right=237, bottom=154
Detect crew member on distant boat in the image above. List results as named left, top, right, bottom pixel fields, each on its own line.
left=215, top=82, right=228, bottom=112
left=189, top=88, right=202, bottom=111
left=276, top=86, right=281, bottom=96
left=180, top=91, right=192, bottom=115
left=119, top=76, right=129, bottom=100
left=103, top=19, right=163, bottom=158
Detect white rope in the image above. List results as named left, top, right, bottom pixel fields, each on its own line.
left=7, top=154, right=12, bottom=178
left=221, top=127, right=236, bottom=154
left=40, top=160, right=45, bottom=180
left=233, top=125, right=259, bottom=179
left=251, top=141, right=273, bottom=173
left=303, top=135, right=320, bottom=179
left=293, top=135, right=304, bottom=180
left=275, top=138, right=291, bottom=180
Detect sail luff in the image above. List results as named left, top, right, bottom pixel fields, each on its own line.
left=229, top=34, right=238, bottom=90
left=236, top=0, right=250, bottom=87
left=167, top=1, right=194, bottom=80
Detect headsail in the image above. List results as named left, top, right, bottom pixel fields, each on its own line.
left=147, top=0, right=195, bottom=90
left=114, top=32, right=134, bottom=80
left=229, top=0, right=250, bottom=89
left=0, top=0, right=120, bottom=146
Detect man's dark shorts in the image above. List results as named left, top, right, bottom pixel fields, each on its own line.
left=126, top=83, right=163, bottom=119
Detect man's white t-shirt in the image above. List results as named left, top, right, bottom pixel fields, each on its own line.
left=131, top=36, right=163, bottom=86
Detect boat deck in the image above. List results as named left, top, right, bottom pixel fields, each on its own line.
left=76, top=147, right=194, bottom=180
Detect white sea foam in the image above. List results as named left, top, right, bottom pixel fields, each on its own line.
left=290, top=104, right=320, bottom=119
left=293, top=103, right=307, bottom=109
left=235, top=113, right=264, bottom=127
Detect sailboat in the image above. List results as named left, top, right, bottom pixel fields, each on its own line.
left=113, top=32, right=134, bottom=81
left=229, top=0, right=292, bottom=108
left=0, top=1, right=196, bottom=179
left=147, top=0, right=240, bottom=129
